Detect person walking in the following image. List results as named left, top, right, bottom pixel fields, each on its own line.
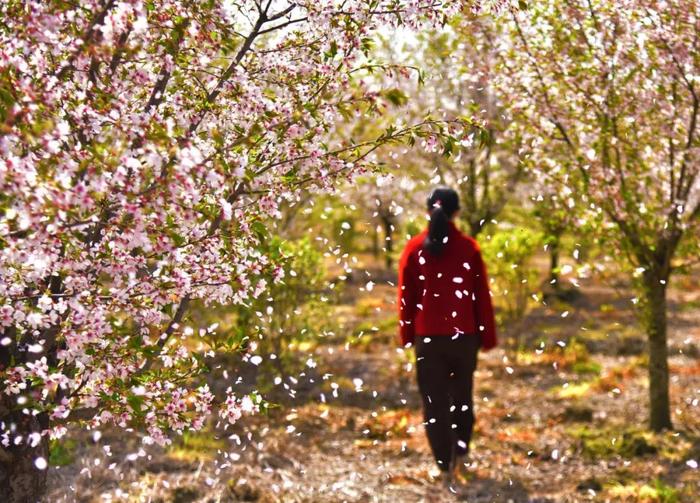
left=397, top=186, right=498, bottom=491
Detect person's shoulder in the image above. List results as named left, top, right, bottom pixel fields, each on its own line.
left=399, top=231, right=425, bottom=267
left=458, top=232, right=482, bottom=255
left=408, top=230, right=427, bottom=249
left=402, top=230, right=427, bottom=255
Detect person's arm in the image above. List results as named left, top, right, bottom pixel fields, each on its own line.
left=472, top=245, right=497, bottom=351
left=397, top=246, right=419, bottom=347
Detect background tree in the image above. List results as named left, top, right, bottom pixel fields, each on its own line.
left=495, top=0, right=700, bottom=431
left=528, top=158, right=582, bottom=296
left=374, top=16, right=527, bottom=237
left=351, top=174, right=414, bottom=270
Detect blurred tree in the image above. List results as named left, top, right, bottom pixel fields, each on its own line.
left=497, top=0, right=700, bottom=430
left=393, top=16, right=527, bottom=237
left=480, top=227, right=542, bottom=352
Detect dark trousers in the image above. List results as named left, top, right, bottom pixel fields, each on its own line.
left=415, top=334, right=479, bottom=471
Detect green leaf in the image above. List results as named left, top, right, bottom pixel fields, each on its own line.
left=127, top=394, right=144, bottom=413
left=0, top=85, right=15, bottom=122
left=250, top=220, right=267, bottom=240
left=325, top=40, right=338, bottom=60
left=442, top=137, right=455, bottom=157
left=128, top=335, right=143, bottom=350
left=382, top=88, right=408, bottom=107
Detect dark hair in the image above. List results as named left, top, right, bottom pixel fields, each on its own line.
left=424, top=186, right=460, bottom=256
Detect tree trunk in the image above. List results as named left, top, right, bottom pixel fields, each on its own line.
left=641, top=274, right=673, bottom=431
left=548, top=237, right=560, bottom=287
left=381, top=216, right=394, bottom=270
left=0, top=399, right=49, bottom=503
left=469, top=220, right=480, bottom=238
left=371, top=224, right=379, bottom=258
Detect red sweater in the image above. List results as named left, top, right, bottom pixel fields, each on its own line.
left=397, top=222, right=497, bottom=350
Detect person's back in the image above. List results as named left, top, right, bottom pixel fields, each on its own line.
left=397, top=186, right=497, bottom=492
left=398, top=223, right=496, bottom=348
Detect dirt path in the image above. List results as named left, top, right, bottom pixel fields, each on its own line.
left=46, top=276, right=700, bottom=502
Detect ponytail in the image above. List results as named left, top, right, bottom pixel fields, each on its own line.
left=423, top=186, right=460, bottom=256
left=424, top=206, right=450, bottom=255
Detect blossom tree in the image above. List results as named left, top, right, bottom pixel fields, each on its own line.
left=436, top=15, right=527, bottom=237
left=370, top=15, right=526, bottom=237
left=0, top=1, right=513, bottom=499
left=496, top=0, right=700, bottom=430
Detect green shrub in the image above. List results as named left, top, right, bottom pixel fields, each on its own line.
left=332, top=214, right=361, bottom=254
left=568, top=427, right=660, bottom=460
left=232, top=236, right=334, bottom=379
left=572, top=360, right=602, bottom=376
left=403, top=218, right=424, bottom=242
left=606, top=479, right=680, bottom=503
left=49, top=438, right=77, bottom=466
left=480, top=227, right=543, bottom=340
left=167, top=431, right=226, bottom=461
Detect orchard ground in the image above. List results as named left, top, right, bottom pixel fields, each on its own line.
left=46, top=255, right=700, bottom=502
